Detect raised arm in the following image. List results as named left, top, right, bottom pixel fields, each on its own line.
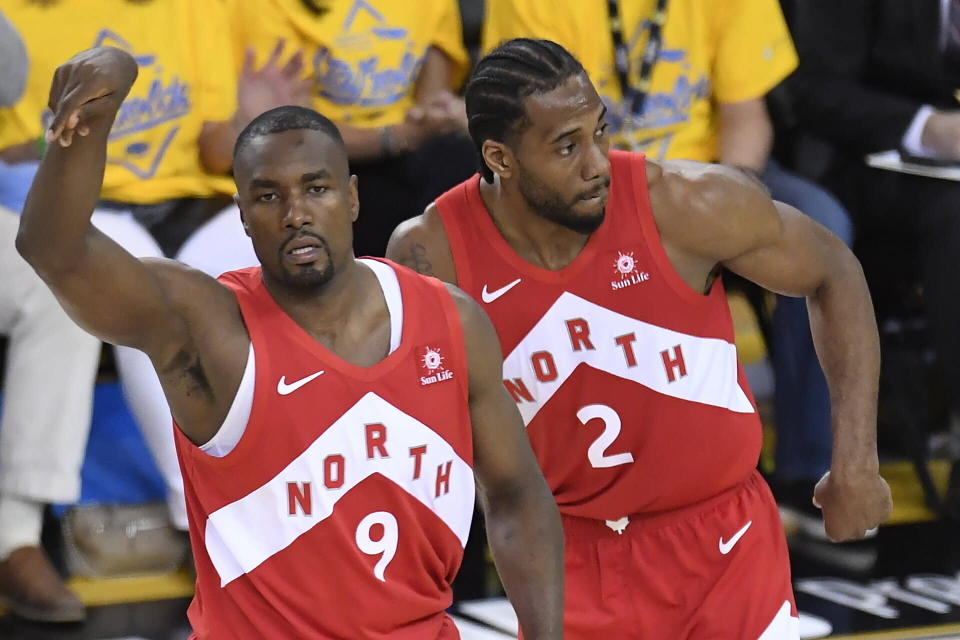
left=656, top=161, right=892, bottom=541
left=16, top=47, right=242, bottom=445
left=17, top=47, right=192, bottom=359
left=451, top=286, right=563, bottom=640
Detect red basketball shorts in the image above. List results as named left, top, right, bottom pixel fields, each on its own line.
left=547, top=470, right=799, bottom=639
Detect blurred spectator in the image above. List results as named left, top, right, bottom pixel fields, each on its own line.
left=0, top=11, right=26, bottom=108
left=0, top=9, right=100, bottom=622
left=0, top=7, right=32, bottom=213
left=482, top=0, right=854, bottom=520
left=228, top=0, right=477, bottom=257
left=789, top=0, right=960, bottom=508
left=0, top=10, right=99, bottom=623
left=0, top=205, right=100, bottom=623
left=0, top=0, right=295, bottom=531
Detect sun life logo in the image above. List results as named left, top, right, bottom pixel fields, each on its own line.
left=422, top=347, right=444, bottom=371
left=611, top=250, right=650, bottom=291
left=419, top=346, right=454, bottom=386
left=615, top=251, right=637, bottom=276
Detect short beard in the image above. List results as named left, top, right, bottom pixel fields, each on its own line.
left=278, top=234, right=335, bottom=290
left=518, top=172, right=606, bottom=234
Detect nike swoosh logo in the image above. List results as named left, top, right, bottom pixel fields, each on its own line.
left=481, top=278, right=522, bottom=304
left=277, top=370, right=325, bottom=396
left=718, top=520, right=752, bottom=555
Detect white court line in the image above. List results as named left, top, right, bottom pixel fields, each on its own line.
left=459, top=597, right=833, bottom=640
left=458, top=598, right=519, bottom=635
left=452, top=614, right=514, bottom=639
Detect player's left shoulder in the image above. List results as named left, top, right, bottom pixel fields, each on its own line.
left=654, top=160, right=783, bottom=261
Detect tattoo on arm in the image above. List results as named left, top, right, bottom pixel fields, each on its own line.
left=401, top=243, right=434, bottom=276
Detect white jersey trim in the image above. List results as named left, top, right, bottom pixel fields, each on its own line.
left=200, top=343, right=255, bottom=458
left=360, top=258, right=403, bottom=354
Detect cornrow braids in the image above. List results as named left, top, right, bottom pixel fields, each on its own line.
left=465, top=38, right=586, bottom=183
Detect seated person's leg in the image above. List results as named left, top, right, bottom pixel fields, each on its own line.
left=842, top=166, right=960, bottom=513
left=763, top=160, right=853, bottom=245
left=90, top=210, right=190, bottom=528
left=174, top=204, right=260, bottom=277
left=0, top=207, right=99, bottom=622
left=111, top=345, right=189, bottom=529
left=915, top=178, right=960, bottom=416
left=914, top=177, right=960, bottom=515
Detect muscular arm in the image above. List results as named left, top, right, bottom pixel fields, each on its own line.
left=16, top=49, right=187, bottom=355
left=452, top=287, right=563, bottom=640
left=654, top=161, right=891, bottom=540
left=727, top=197, right=880, bottom=476
left=385, top=203, right=458, bottom=283
left=16, top=47, right=244, bottom=445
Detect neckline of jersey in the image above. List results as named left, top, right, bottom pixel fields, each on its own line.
left=257, top=260, right=415, bottom=382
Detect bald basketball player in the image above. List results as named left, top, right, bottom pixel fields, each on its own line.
left=387, top=38, right=892, bottom=639
left=17, top=46, right=563, bottom=639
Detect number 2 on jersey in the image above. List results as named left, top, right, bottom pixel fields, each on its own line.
left=577, top=404, right=635, bottom=468
left=355, top=511, right=399, bottom=582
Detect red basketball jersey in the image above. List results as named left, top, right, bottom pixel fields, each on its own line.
left=174, top=261, right=473, bottom=639
left=435, top=151, right=761, bottom=520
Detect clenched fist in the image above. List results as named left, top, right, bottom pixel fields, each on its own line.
left=45, top=46, right=139, bottom=147
left=813, top=469, right=893, bottom=542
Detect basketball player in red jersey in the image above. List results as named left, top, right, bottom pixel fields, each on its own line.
left=387, top=39, right=893, bottom=639
left=17, top=47, right=563, bottom=639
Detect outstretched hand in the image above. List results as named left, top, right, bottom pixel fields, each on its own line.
left=238, top=39, right=314, bottom=124
left=46, top=46, right=138, bottom=147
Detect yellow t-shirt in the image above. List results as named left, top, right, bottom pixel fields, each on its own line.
left=0, top=0, right=236, bottom=203
left=229, top=0, right=469, bottom=128
left=482, top=0, right=798, bottom=162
